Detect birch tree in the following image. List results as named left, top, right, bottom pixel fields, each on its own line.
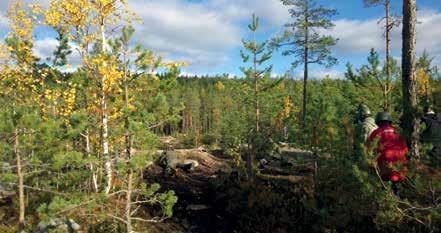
left=46, top=0, right=130, bottom=194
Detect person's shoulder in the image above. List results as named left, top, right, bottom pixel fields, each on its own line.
left=366, top=116, right=375, bottom=121
left=369, top=127, right=382, bottom=139
left=371, top=128, right=381, bottom=134
left=365, top=117, right=376, bottom=125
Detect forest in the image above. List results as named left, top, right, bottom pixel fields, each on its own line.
left=0, top=0, right=440, bottom=232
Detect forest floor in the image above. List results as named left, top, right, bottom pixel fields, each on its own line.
left=143, top=137, right=318, bottom=233
left=143, top=148, right=233, bottom=233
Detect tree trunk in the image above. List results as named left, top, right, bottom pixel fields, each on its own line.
left=303, top=50, right=308, bottom=127
left=302, top=23, right=309, bottom=145
left=384, top=0, right=391, bottom=111
left=254, top=37, right=260, bottom=133
left=15, top=128, right=26, bottom=232
left=302, top=6, right=309, bottom=135
left=100, top=22, right=112, bottom=194
left=402, top=0, right=420, bottom=160
left=122, top=44, right=134, bottom=232
left=255, top=79, right=260, bottom=134
left=125, top=170, right=133, bottom=233
left=246, top=32, right=260, bottom=181
left=383, top=86, right=388, bottom=111
left=85, top=129, right=99, bottom=192
left=124, top=84, right=133, bottom=233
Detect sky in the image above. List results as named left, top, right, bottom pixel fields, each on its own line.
left=1, top=0, right=441, bottom=79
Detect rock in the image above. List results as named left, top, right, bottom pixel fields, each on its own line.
left=1, top=162, right=11, bottom=170
left=197, top=146, right=207, bottom=152
left=259, top=158, right=269, bottom=166
left=160, top=150, right=200, bottom=173
left=36, top=217, right=81, bottom=233
left=0, top=183, right=14, bottom=199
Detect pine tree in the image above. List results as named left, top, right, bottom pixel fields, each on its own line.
left=52, top=30, right=72, bottom=67
left=272, top=0, right=338, bottom=131
left=363, top=0, right=401, bottom=111
left=240, top=14, right=273, bottom=180
left=2, top=1, right=39, bottom=230
left=109, top=25, right=183, bottom=232
left=345, top=49, right=400, bottom=111
left=401, top=0, right=419, bottom=160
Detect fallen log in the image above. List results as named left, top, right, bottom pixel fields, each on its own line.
left=256, top=173, right=309, bottom=184
left=186, top=204, right=210, bottom=211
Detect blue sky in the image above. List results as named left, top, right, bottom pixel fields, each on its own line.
left=1, top=0, right=441, bottom=78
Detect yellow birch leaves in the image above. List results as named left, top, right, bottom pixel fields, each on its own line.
left=417, top=68, right=432, bottom=97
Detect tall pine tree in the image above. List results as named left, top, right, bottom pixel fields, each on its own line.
left=401, top=0, right=420, bottom=160
left=272, top=0, right=338, bottom=133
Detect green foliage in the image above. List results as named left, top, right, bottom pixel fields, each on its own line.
left=346, top=48, right=401, bottom=111
left=240, top=14, right=273, bottom=79
left=52, top=151, right=84, bottom=170
left=51, top=30, right=72, bottom=67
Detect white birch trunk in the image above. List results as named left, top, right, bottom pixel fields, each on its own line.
left=100, top=22, right=112, bottom=194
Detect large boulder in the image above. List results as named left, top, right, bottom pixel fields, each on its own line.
left=157, top=148, right=230, bottom=174
left=160, top=150, right=199, bottom=173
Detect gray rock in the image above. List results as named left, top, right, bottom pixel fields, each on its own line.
left=0, top=183, right=14, bottom=199
left=1, top=162, right=11, bottom=170
left=160, top=151, right=199, bottom=173
left=36, top=217, right=81, bottom=233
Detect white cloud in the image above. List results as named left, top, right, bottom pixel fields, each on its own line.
left=328, top=18, right=383, bottom=55
left=327, top=10, right=441, bottom=66
left=0, top=14, right=7, bottom=28
left=33, top=37, right=81, bottom=68
left=33, top=37, right=58, bottom=61
left=295, top=69, right=343, bottom=79
left=415, top=10, right=441, bottom=66
left=310, top=69, right=344, bottom=79
left=129, top=0, right=289, bottom=73
left=129, top=0, right=240, bottom=72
